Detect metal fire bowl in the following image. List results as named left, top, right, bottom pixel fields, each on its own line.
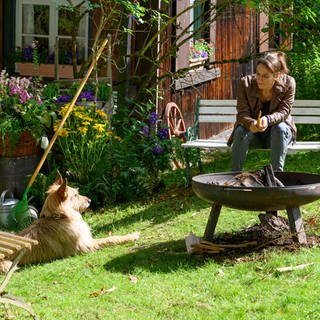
left=192, top=171, right=320, bottom=211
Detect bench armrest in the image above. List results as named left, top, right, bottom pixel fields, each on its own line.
left=186, top=122, right=199, bottom=141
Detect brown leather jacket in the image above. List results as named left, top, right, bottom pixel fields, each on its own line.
left=227, top=73, right=297, bottom=146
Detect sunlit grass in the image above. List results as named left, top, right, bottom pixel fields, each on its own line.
left=2, top=150, right=320, bottom=319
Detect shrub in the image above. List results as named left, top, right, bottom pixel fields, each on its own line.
left=288, top=42, right=320, bottom=141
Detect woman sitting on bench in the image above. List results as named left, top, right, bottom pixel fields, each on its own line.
left=228, top=51, right=296, bottom=171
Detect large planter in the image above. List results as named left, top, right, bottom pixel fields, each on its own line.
left=0, top=131, right=41, bottom=198
left=0, top=154, right=40, bottom=198
left=15, top=62, right=80, bottom=79
left=0, top=131, right=40, bottom=157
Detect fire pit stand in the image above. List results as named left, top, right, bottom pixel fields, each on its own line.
left=203, top=202, right=307, bottom=244
left=192, top=171, right=320, bottom=245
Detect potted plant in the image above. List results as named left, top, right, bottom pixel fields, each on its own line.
left=0, top=70, right=55, bottom=157
left=189, top=39, right=214, bottom=68
left=56, top=81, right=112, bottom=109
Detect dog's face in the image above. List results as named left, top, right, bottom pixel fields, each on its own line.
left=40, top=172, right=91, bottom=219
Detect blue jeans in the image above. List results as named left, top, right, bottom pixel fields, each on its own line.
left=231, top=123, right=293, bottom=171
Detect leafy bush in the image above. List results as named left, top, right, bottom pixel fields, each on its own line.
left=288, top=41, right=320, bottom=141
left=46, top=100, right=183, bottom=208
left=288, top=45, right=320, bottom=99
left=96, top=102, right=183, bottom=204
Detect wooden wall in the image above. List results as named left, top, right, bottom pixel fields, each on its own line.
left=159, top=5, right=261, bottom=139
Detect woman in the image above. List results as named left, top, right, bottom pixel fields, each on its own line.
left=228, top=51, right=296, bottom=171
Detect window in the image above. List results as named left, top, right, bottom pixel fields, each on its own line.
left=174, top=0, right=219, bottom=89
left=190, top=0, right=211, bottom=43
left=16, top=0, right=89, bottom=63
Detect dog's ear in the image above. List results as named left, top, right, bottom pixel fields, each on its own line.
left=54, top=171, right=63, bottom=185
left=57, top=177, right=68, bottom=201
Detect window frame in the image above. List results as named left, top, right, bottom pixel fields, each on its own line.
left=15, top=0, right=89, bottom=61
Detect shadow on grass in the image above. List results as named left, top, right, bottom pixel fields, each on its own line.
left=103, top=223, right=320, bottom=275
left=93, top=189, right=211, bottom=234
left=103, top=238, right=207, bottom=274
left=102, top=237, right=282, bottom=274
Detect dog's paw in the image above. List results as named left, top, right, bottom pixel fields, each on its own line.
left=129, top=231, right=140, bottom=241
left=0, top=260, right=13, bottom=274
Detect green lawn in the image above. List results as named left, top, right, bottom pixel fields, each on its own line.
left=2, top=150, right=320, bottom=320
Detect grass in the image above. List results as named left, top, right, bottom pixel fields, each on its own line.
left=2, top=150, right=320, bottom=319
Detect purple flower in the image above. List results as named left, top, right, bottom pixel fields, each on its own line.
left=18, top=88, right=31, bottom=103
left=152, top=145, right=164, bottom=155
left=23, top=47, right=33, bottom=62
left=149, top=112, right=157, bottom=125
left=77, top=90, right=98, bottom=102
left=65, top=50, right=73, bottom=65
left=158, top=127, right=169, bottom=140
left=201, top=52, right=208, bottom=58
left=47, top=52, right=55, bottom=64
left=142, top=125, right=149, bottom=137
left=56, top=94, right=71, bottom=103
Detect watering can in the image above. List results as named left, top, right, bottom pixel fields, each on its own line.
left=0, top=190, right=38, bottom=230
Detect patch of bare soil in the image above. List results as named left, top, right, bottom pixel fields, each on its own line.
left=189, top=213, right=320, bottom=263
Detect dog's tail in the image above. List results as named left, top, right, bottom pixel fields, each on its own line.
left=92, top=232, right=140, bottom=249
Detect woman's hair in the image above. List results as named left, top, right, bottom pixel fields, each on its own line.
left=257, top=51, right=289, bottom=74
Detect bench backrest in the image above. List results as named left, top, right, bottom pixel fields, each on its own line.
left=197, top=99, right=320, bottom=124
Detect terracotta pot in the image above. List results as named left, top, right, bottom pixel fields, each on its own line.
left=15, top=62, right=80, bottom=79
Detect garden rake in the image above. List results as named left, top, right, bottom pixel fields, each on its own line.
left=9, top=38, right=109, bottom=230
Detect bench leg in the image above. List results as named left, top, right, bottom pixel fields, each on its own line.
left=184, top=148, right=203, bottom=187
left=0, top=249, right=27, bottom=292
left=0, top=295, right=40, bottom=320
left=203, top=202, right=222, bottom=242
left=197, top=148, right=203, bottom=173
left=0, top=248, right=40, bottom=320
left=184, top=148, right=191, bottom=187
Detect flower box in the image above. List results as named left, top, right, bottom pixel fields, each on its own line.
left=15, top=62, right=80, bottom=79
left=189, top=57, right=208, bottom=70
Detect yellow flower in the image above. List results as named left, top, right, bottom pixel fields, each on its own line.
left=53, top=121, right=62, bottom=132
left=83, top=115, right=93, bottom=121
left=74, top=111, right=86, bottom=120
left=75, top=112, right=93, bottom=122
left=78, top=126, right=88, bottom=134
left=58, top=104, right=71, bottom=116
left=82, top=121, right=91, bottom=126
left=59, top=128, right=69, bottom=137
left=93, top=123, right=105, bottom=132
left=96, top=109, right=107, bottom=118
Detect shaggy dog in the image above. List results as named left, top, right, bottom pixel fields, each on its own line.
left=0, top=173, right=140, bottom=273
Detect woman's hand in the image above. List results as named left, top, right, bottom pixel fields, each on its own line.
left=249, top=116, right=268, bottom=133
left=257, top=116, right=268, bottom=132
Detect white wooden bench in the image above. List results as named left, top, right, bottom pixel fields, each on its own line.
left=182, top=98, right=320, bottom=185
left=0, top=231, right=39, bottom=319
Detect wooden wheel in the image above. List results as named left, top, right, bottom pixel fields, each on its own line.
left=164, top=102, right=186, bottom=142
left=164, top=102, right=186, bottom=169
